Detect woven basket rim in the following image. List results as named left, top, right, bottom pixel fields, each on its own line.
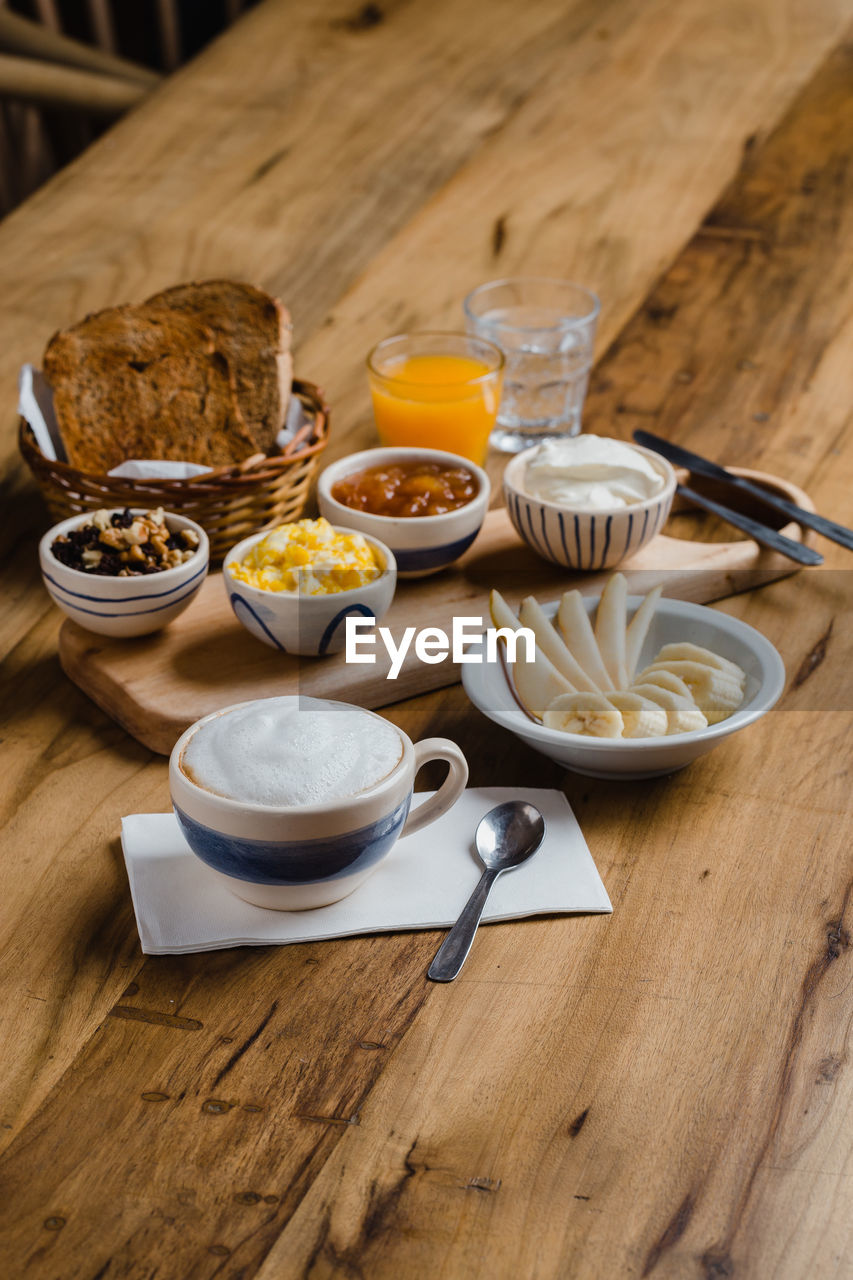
left=19, top=377, right=328, bottom=488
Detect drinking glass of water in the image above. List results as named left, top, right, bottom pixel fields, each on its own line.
left=463, top=277, right=600, bottom=452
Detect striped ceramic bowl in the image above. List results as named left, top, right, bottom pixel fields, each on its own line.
left=39, top=510, right=209, bottom=637
left=502, top=443, right=676, bottom=571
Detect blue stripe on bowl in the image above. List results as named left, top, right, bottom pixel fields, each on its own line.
left=42, top=559, right=206, bottom=603
left=47, top=579, right=204, bottom=618
left=539, top=507, right=556, bottom=563
left=523, top=501, right=544, bottom=558
left=318, top=603, right=375, bottom=656
left=507, top=493, right=520, bottom=538
left=558, top=511, right=570, bottom=563
left=174, top=796, right=411, bottom=885
left=599, top=514, right=613, bottom=569
left=393, top=529, right=480, bottom=573
left=652, top=498, right=666, bottom=536
left=229, top=594, right=287, bottom=651
left=624, top=511, right=634, bottom=558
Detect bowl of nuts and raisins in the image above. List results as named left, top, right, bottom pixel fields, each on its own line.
left=39, top=508, right=209, bottom=637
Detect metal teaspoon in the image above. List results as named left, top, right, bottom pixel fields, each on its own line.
left=427, top=801, right=546, bottom=982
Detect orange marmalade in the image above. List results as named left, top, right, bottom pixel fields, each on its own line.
left=331, top=460, right=479, bottom=518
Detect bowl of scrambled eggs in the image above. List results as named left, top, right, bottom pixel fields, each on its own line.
left=224, top=517, right=396, bottom=655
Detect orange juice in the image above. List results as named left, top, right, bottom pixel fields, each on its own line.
left=368, top=352, right=503, bottom=465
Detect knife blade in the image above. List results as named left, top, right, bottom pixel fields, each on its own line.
left=677, top=483, right=823, bottom=565
left=634, top=429, right=853, bottom=553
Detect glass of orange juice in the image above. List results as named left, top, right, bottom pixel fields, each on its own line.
left=366, top=332, right=504, bottom=465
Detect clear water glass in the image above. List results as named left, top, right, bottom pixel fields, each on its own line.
left=463, top=278, right=600, bottom=452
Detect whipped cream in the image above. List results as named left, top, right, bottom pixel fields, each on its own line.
left=523, top=436, right=666, bottom=511
left=181, top=697, right=403, bottom=807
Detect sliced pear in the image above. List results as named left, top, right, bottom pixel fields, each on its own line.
left=489, top=590, right=574, bottom=719
left=556, top=590, right=614, bottom=690
left=519, top=596, right=600, bottom=692
left=543, top=692, right=624, bottom=737
left=624, top=585, right=662, bottom=682
left=511, top=646, right=575, bottom=720
left=594, top=572, right=628, bottom=689
left=489, top=587, right=521, bottom=633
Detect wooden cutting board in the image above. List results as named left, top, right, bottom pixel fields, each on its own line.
left=58, top=467, right=814, bottom=754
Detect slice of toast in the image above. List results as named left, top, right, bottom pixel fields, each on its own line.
left=44, top=304, right=259, bottom=473
left=146, top=280, right=292, bottom=453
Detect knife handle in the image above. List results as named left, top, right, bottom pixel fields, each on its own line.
left=635, top=429, right=853, bottom=554
left=724, top=476, right=853, bottom=554
left=677, top=484, right=823, bottom=566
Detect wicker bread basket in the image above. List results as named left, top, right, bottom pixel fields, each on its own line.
left=19, top=378, right=329, bottom=562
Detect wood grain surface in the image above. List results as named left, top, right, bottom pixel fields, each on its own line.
left=58, top=477, right=814, bottom=755
left=0, top=1, right=852, bottom=1278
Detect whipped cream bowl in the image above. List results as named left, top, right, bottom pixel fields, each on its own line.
left=169, top=696, right=468, bottom=910
left=503, top=436, right=676, bottom=571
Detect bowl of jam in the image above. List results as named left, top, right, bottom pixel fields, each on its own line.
left=318, top=447, right=490, bottom=576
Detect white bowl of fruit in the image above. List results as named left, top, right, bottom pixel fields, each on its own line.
left=462, top=575, right=786, bottom=779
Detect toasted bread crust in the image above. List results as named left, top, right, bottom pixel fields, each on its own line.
left=146, top=280, right=293, bottom=452
left=44, top=303, right=259, bottom=472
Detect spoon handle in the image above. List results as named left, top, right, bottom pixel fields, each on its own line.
left=428, top=868, right=501, bottom=982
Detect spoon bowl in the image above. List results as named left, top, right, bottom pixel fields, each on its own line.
left=428, top=800, right=545, bottom=982
left=476, top=800, right=546, bottom=871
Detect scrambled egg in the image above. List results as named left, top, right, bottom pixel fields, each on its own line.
left=230, top=518, right=382, bottom=595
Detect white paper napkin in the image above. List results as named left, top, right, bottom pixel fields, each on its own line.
left=107, top=459, right=214, bottom=480
left=121, top=787, right=612, bottom=955
left=19, top=364, right=65, bottom=461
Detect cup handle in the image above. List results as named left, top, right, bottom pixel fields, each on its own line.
left=400, top=738, right=468, bottom=838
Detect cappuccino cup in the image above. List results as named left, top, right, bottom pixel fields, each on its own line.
left=169, top=695, right=468, bottom=910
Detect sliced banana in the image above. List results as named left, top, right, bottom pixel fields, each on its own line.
left=639, top=660, right=744, bottom=724
left=630, top=682, right=708, bottom=734
left=543, top=692, right=624, bottom=738
left=604, top=690, right=669, bottom=738
left=635, top=668, right=694, bottom=701
left=653, top=642, right=746, bottom=688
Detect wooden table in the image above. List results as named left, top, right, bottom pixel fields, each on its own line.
left=1, top=2, right=852, bottom=1275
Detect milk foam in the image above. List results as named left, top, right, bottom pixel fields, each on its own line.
left=181, top=697, right=403, bottom=807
